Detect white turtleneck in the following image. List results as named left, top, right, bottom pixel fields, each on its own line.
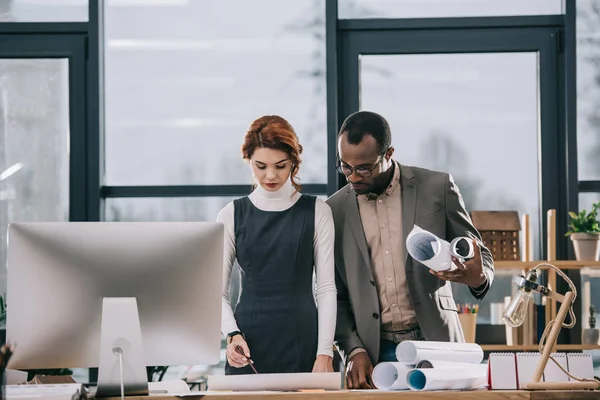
left=217, top=179, right=337, bottom=358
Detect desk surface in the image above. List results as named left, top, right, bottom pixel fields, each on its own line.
left=106, top=390, right=598, bottom=400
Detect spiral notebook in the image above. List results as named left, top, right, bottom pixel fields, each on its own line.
left=516, top=352, right=541, bottom=389
left=489, top=352, right=594, bottom=390
left=566, top=353, right=594, bottom=381
left=543, top=353, right=568, bottom=382
left=488, top=353, right=517, bottom=389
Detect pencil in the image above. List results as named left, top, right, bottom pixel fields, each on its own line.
left=235, top=345, right=258, bottom=374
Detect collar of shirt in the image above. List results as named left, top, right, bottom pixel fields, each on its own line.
left=357, top=160, right=401, bottom=201
left=254, top=177, right=295, bottom=200
left=249, top=177, right=299, bottom=211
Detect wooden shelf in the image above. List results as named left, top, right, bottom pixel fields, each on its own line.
left=481, top=344, right=600, bottom=351
left=495, top=260, right=600, bottom=269
left=482, top=211, right=600, bottom=355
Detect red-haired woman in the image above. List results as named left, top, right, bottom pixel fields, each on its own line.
left=217, top=115, right=336, bottom=375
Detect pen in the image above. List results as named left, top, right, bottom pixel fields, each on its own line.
left=235, top=345, right=258, bottom=374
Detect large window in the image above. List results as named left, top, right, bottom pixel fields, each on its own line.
left=104, top=197, right=235, bottom=223
left=359, top=52, right=541, bottom=323
left=104, top=0, right=327, bottom=191
left=102, top=0, right=328, bottom=379
left=577, top=0, right=600, bottom=330
left=0, top=59, right=70, bottom=295
left=577, top=0, right=600, bottom=182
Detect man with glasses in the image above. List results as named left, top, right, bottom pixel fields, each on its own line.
left=326, top=111, right=494, bottom=389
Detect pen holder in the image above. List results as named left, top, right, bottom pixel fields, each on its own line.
left=458, top=313, right=477, bottom=343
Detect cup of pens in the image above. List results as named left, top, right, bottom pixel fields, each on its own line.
left=457, top=303, right=478, bottom=343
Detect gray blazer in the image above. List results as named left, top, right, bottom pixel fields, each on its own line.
left=326, top=164, right=494, bottom=364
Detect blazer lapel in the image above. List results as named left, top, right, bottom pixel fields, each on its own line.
left=344, top=189, right=372, bottom=271
left=400, top=165, right=417, bottom=266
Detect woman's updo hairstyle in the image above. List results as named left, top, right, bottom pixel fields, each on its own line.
left=241, top=115, right=303, bottom=191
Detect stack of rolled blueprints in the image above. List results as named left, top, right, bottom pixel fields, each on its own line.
left=372, top=341, right=488, bottom=391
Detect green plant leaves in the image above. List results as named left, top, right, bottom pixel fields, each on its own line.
left=566, top=201, right=600, bottom=236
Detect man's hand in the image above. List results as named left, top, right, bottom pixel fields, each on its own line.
left=346, top=352, right=374, bottom=389
left=430, top=238, right=486, bottom=288
left=312, top=355, right=334, bottom=373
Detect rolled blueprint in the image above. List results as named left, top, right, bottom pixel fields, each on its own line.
left=416, top=359, right=482, bottom=369
left=406, top=363, right=488, bottom=391
left=372, top=362, right=412, bottom=391
left=396, top=341, right=484, bottom=365
left=405, top=225, right=474, bottom=272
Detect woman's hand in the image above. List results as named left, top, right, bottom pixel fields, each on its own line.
left=312, top=354, right=334, bottom=373
left=225, top=335, right=251, bottom=368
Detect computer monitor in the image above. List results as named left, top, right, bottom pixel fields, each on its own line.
left=6, top=221, right=224, bottom=397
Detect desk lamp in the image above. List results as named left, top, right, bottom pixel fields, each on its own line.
left=503, top=263, right=599, bottom=390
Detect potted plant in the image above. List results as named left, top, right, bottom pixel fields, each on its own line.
left=565, top=201, right=600, bottom=261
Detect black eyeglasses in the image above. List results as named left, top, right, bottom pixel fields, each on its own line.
left=336, top=155, right=385, bottom=178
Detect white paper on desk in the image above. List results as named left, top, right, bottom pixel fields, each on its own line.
left=5, top=383, right=84, bottom=399
left=6, top=396, right=75, bottom=400
left=396, top=340, right=484, bottom=365
left=176, top=391, right=286, bottom=397
left=406, top=363, right=488, bottom=391
left=406, top=226, right=473, bottom=272
left=207, top=372, right=341, bottom=391
left=372, top=362, right=412, bottom=390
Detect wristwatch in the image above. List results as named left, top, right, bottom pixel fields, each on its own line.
left=227, top=330, right=245, bottom=344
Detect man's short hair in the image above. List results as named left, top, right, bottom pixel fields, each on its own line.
left=338, top=111, right=392, bottom=154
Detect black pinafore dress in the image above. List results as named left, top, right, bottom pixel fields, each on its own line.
left=225, top=194, right=318, bottom=375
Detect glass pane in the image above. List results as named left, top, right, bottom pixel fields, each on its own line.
left=359, top=52, right=540, bottom=319
left=579, top=192, right=600, bottom=214
left=339, top=0, right=563, bottom=19
left=104, top=0, right=327, bottom=185
left=581, top=268, right=600, bottom=330
left=580, top=268, right=600, bottom=377
left=0, top=59, right=70, bottom=296
left=577, top=0, right=600, bottom=180
left=104, top=197, right=236, bottom=222
left=0, top=0, right=88, bottom=22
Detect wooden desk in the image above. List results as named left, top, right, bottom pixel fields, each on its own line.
left=108, top=390, right=598, bottom=400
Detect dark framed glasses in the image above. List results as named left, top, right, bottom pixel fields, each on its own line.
left=336, top=155, right=385, bottom=178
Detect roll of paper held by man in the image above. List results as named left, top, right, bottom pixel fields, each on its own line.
left=405, top=225, right=474, bottom=272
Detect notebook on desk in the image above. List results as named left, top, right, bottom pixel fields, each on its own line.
left=566, top=353, right=595, bottom=381
left=516, top=352, right=541, bottom=389
left=489, top=351, right=595, bottom=390
left=488, top=353, right=517, bottom=390
left=543, top=353, right=568, bottom=382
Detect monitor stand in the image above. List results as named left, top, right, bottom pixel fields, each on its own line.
left=94, top=297, right=149, bottom=398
